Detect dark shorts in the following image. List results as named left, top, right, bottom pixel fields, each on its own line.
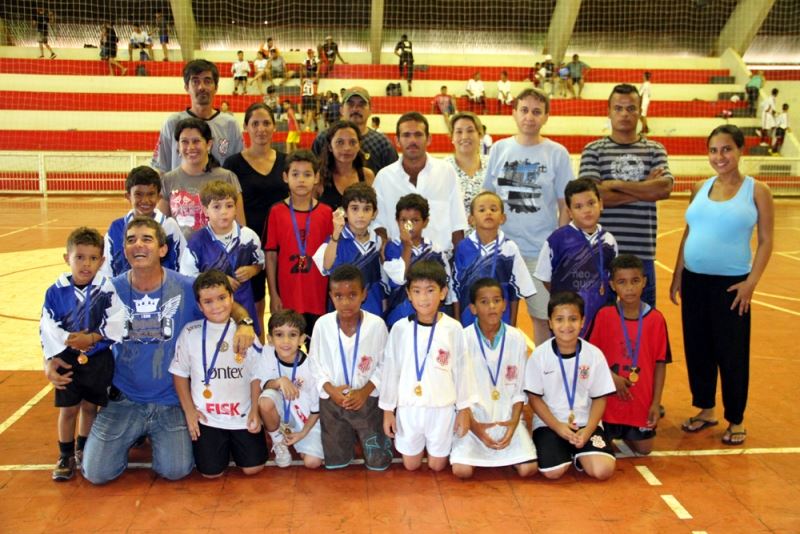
left=302, top=95, right=316, bottom=110
left=319, top=396, right=392, bottom=470
left=250, top=269, right=266, bottom=302
left=193, top=423, right=268, bottom=475
left=571, top=77, right=582, bottom=83
left=100, top=46, right=117, bottom=59
left=160, top=34, right=169, bottom=44
left=604, top=422, right=656, bottom=442
left=130, top=42, right=148, bottom=50
left=234, top=76, right=247, bottom=81
left=54, top=348, right=114, bottom=408
left=533, top=425, right=614, bottom=471
left=271, top=69, right=285, bottom=79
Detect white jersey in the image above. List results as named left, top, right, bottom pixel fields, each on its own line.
left=379, top=313, right=477, bottom=410
left=523, top=338, right=615, bottom=430
left=254, top=58, right=268, bottom=73
left=169, top=318, right=267, bottom=430
left=232, top=60, right=250, bottom=78
left=308, top=311, right=388, bottom=398
left=263, top=346, right=319, bottom=427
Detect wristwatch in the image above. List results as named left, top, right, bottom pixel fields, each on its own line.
left=238, top=317, right=255, bottom=327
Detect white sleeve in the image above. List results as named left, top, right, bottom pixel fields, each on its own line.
left=524, top=346, right=545, bottom=395
left=366, top=318, right=388, bottom=392
left=308, top=320, right=336, bottom=397
left=168, top=330, right=193, bottom=378
left=179, top=246, right=200, bottom=277
left=533, top=241, right=553, bottom=283
left=382, top=256, right=407, bottom=286
left=40, top=301, right=69, bottom=360
left=311, top=241, right=329, bottom=274
left=448, top=168, right=469, bottom=233
left=99, top=233, right=113, bottom=278
left=510, top=330, right=529, bottom=405
left=509, top=242, right=536, bottom=298
left=100, top=280, right=127, bottom=343
left=378, top=326, right=400, bottom=411
left=453, top=326, right=478, bottom=410
left=588, top=347, right=616, bottom=398
left=247, top=345, right=272, bottom=388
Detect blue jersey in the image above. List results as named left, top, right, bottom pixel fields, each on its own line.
left=40, top=273, right=125, bottom=359
left=383, top=238, right=450, bottom=327
left=180, top=222, right=265, bottom=336
left=101, top=209, right=184, bottom=277
left=453, top=231, right=536, bottom=326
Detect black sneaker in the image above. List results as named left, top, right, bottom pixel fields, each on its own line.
left=74, top=449, right=83, bottom=470
left=52, top=456, right=75, bottom=481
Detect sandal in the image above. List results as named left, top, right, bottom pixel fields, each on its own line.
left=681, top=416, right=719, bottom=433
left=722, top=426, right=747, bottom=446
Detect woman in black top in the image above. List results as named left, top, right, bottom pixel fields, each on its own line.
left=316, top=120, right=374, bottom=211
left=223, top=102, right=286, bottom=339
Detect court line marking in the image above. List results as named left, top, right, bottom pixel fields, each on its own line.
left=661, top=494, right=693, bottom=519
left=635, top=465, right=662, bottom=486
left=0, top=219, right=58, bottom=239
left=657, top=227, right=684, bottom=238
left=776, top=252, right=800, bottom=263
left=0, top=384, right=53, bottom=436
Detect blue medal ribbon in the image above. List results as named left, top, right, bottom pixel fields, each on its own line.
left=617, top=303, right=644, bottom=373
left=202, top=318, right=232, bottom=388
left=289, top=198, right=312, bottom=259
left=277, top=350, right=301, bottom=425
left=554, top=340, right=581, bottom=420
left=593, top=229, right=607, bottom=293
left=207, top=223, right=242, bottom=271
left=337, top=314, right=362, bottom=388
left=473, top=320, right=506, bottom=393
left=413, top=314, right=438, bottom=386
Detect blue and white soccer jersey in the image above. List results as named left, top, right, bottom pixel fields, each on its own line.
left=100, top=209, right=185, bottom=277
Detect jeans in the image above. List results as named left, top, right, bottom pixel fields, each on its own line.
left=82, top=392, right=193, bottom=484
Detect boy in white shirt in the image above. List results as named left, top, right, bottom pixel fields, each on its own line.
left=170, top=270, right=267, bottom=477
left=381, top=260, right=477, bottom=471
left=309, top=265, right=393, bottom=470
left=258, top=310, right=324, bottom=468
left=497, top=70, right=513, bottom=107
left=232, top=50, right=251, bottom=95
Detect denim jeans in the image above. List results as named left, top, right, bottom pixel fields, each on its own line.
left=82, top=392, right=193, bottom=484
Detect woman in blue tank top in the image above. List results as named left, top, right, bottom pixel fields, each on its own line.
left=669, top=125, right=774, bottom=446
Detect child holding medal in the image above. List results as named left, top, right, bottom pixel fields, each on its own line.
left=381, top=260, right=477, bottom=472
left=450, top=278, right=538, bottom=479
left=170, top=270, right=267, bottom=478
left=265, top=150, right=333, bottom=337
left=588, top=254, right=669, bottom=455
left=308, top=265, right=393, bottom=470
left=258, top=310, right=324, bottom=468
left=524, top=291, right=616, bottom=480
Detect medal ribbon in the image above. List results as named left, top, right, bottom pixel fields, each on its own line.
left=208, top=224, right=242, bottom=271
left=617, top=303, right=644, bottom=372
left=289, top=199, right=312, bottom=259
left=72, top=279, right=92, bottom=332
left=593, top=229, right=607, bottom=291
left=554, top=340, right=581, bottom=417
left=277, top=351, right=301, bottom=425
left=413, top=314, right=438, bottom=385
left=337, top=315, right=362, bottom=387
left=475, top=236, right=501, bottom=278
left=202, top=318, right=232, bottom=388
left=473, top=320, right=506, bottom=391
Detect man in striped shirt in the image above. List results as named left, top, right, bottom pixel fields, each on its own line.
left=578, top=84, right=673, bottom=306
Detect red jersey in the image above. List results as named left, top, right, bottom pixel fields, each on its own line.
left=265, top=200, right=332, bottom=315
left=588, top=304, right=670, bottom=427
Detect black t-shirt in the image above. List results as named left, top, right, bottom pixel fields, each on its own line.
left=223, top=151, right=287, bottom=239
left=396, top=40, right=413, bottom=58
left=35, top=13, right=49, bottom=34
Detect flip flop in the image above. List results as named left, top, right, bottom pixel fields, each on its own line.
left=681, top=416, right=719, bottom=433
left=722, top=427, right=747, bottom=446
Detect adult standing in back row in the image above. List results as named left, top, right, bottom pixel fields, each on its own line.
left=395, top=34, right=414, bottom=92
left=579, top=83, right=672, bottom=307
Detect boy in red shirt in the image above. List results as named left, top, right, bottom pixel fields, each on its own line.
left=588, top=254, right=669, bottom=455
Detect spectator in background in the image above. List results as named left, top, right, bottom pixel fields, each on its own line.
left=566, top=54, right=590, bottom=99
left=231, top=50, right=251, bottom=95
left=466, top=72, right=487, bottom=115
left=498, top=70, right=513, bottom=107
left=249, top=51, right=269, bottom=94
left=155, top=11, right=169, bottom=61
left=395, top=34, right=414, bottom=92
left=640, top=71, right=652, bottom=134
left=371, top=116, right=381, bottom=132
left=259, top=37, right=276, bottom=58
left=772, top=103, right=790, bottom=154
left=33, top=7, right=56, bottom=59
left=481, top=125, right=493, bottom=155
left=319, top=35, right=346, bottom=77
left=528, top=62, right=542, bottom=88
left=540, top=54, right=555, bottom=95
left=431, top=85, right=457, bottom=132
left=760, top=88, right=779, bottom=146
left=264, top=86, right=282, bottom=121
left=129, top=24, right=153, bottom=61
left=100, top=22, right=126, bottom=76
left=303, top=48, right=319, bottom=78
left=323, top=92, right=341, bottom=127
left=220, top=101, right=233, bottom=115
left=745, top=70, right=764, bottom=115
left=266, top=48, right=296, bottom=86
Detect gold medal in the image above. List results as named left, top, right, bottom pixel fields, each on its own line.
left=279, top=422, right=292, bottom=436
left=491, top=389, right=500, bottom=401
left=220, top=341, right=229, bottom=352
left=234, top=353, right=244, bottom=364
left=77, top=352, right=89, bottom=365
left=414, top=384, right=423, bottom=396
left=629, top=368, right=640, bottom=383
left=599, top=285, right=605, bottom=296
left=203, top=387, right=212, bottom=399
left=568, top=411, right=575, bottom=425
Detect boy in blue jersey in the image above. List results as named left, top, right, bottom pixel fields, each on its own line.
left=313, top=182, right=385, bottom=316
left=453, top=191, right=535, bottom=326
left=41, top=227, right=125, bottom=481
left=383, top=193, right=452, bottom=326
left=100, top=166, right=184, bottom=277
left=180, top=180, right=265, bottom=339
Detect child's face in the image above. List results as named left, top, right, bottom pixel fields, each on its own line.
left=126, top=184, right=160, bottom=217
left=548, top=303, right=584, bottom=347
left=203, top=196, right=237, bottom=233
left=469, top=286, right=506, bottom=329
left=469, top=194, right=506, bottom=233
left=397, top=208, right=427, bottom=242
left=345, top=200, right=376, bottom=234
left=283, top=162, right=319, bottom=198
left=407, top=279, right=447, bottom=320
left=220, top=102, right=230, bottom=113
left=566, top=190, right=602, bottom=232
left=178, top=128, right=212, bottom=166
left=268, top=324, right=306, bottom=361
left=197, top=285, right=234, bottom=324
left=329, top=279, right=367, bottom=322
left=64, top=244, right=104, bottom=286
left=610, top=268, right=646, bottom=307
left=237, top=52, right=244, bottom=60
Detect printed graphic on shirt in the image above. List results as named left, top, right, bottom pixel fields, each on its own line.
left=496, top=159, right=548, bottom=213
left=123, top=294, right=181, bottom=343
left=610, top=154, right=646, bottom=182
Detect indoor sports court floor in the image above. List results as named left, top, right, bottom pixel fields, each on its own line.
left=0, top=195, right=798, bottom=533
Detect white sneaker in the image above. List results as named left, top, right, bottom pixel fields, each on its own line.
left=272, top=440, right=292, bottom=468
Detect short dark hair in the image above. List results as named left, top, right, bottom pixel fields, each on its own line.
left=514, top=88, right=550, bottom=114
left=342, top=182, right=377, bottom=211
left=396, top=111, right=429, bottom=137
left=193, top=269, right=233, bottom=301
left=174, top=117, right=212, bottom=142
left=125, top=166, right=161, bottom=193
left=199, top=180, right=238, bottom=207
left=469, top=191, right=504, bottom=214
left=547, top=291, right=585, bottom=318
left=66, top=226, right=103, bottom=253
left=395, top=193, right=429, bottom=220
left=469, top=277, right=503, bottom=304
left=564, top=178, right=601, bottom=207
left=268, top=309, right=307, bottom=335
left=707, top=124, right=745, bottom=149
left=285, top=149, right=320, bottom=173
left=126, top=215, right=167, bottom=246
left=608, top=83, right=641, bottom=107
left=407, top=259, right=447, bottom=290
left=183, top=59, right=219, bottom=87
left=329, top=264, right=365, bottom=289
left=610, top=254, right=645, bottom=278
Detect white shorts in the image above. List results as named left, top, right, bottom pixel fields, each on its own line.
left=395, top=405, right=455, bottom=458
left=641, top=98, right=650, bottom=117
left=450, top=420, right=537, bottom=467
left=260, top=388, right=324, bottom=460
left=524, top=257, right=550, bottom=320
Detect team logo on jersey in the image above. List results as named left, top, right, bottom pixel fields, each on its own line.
left=218, top=138, right=230, bottom=156
left=590, top=434, right=607, bottom=449
left=579, top=364, right=590, bottom=380
left=611, top=154, right=645, bottom=182
left=505, top=365, right=518, bottom=381
left=358, top=355, right=373, bottom=373
left=293, top=377, right=305, bottom=389
left=437, top=349, right=450, bottom=366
